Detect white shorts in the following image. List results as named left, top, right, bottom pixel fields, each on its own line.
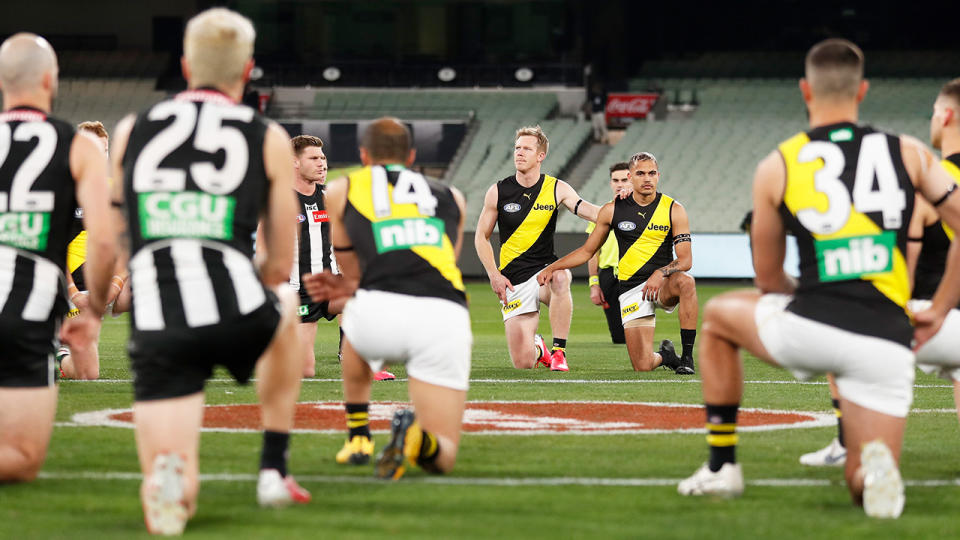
left=501, top=272, right=542, bottom=321
left=342, top=289, right=472, bottom=391
left=618, top=281, right=677, bottom=325
left=755, top=294, right=914, bottom=418
left=909, top=299, right=960, bottom=382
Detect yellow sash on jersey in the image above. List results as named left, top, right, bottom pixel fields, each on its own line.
left=66, top=230, right=87, bottom=273
left=779, top=132, right=909, bottom=308
left=347, top=166, right=464, bottom=292
left=618, top=194, right=673, bottom=282
left=940, top=158, right=960, bottom=241
left=498, top=175, right=558, bottom=271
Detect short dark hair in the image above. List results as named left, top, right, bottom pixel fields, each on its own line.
left=291, top=135, right=323, bottom=156
left=629, top=151, right=659, bottom=170
left=361, top=117, right=411, bottom=162
left=805, top=38, right=864, bottom=98
left=940, top=78, right=960, bottom=106
left=609, top=162, right=629, bottom=174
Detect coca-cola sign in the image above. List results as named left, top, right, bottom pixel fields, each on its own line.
left=605, top=93, right=659, bottom=121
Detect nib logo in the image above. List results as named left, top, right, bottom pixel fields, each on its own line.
left=373, top=217, right=445, bottom=253
left=816, top=232, right=895, bottom=281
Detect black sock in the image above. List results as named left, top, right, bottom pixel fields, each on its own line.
left=832, top=398, right=845, bottom=448
left=680, top=328, right=696, bottom=358
left=260, top=430, right=289, bottom=477
left=552, top=338, right=567, bottom=351
left=345, top=403, right=370, bottom=439
left=418, top=429, right=442, bottom=474
left=706, top=404, right=739, bottom=472
left=338, top=327, right=344, bottom=354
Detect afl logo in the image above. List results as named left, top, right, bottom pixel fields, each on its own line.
left=617, top=221, right=637, bottom=231
left=297, top=214, right=307, bottom=223
left=74, top=208, right=84, bottom=218
left=503, top=203, right=522, bottom=213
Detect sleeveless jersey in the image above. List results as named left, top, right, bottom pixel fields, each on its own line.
left=343, top=164, right=465, bottom=307
left=612, top=193, right=675, bottom=292
left=66, top=208, right=86, bottom=273
left=912, top=153, right=960, bottom=300
left=122, top=89, right=271, bottom=331
left=496, top=173, right=560, bottom=284
left=290, top=183, right=337, bottom=292
left=777, top=122, right=914, bottom=345
left=0, top=107, right=77, bottom=324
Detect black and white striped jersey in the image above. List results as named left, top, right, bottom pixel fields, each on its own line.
left=122, top=89, right=273, bottom=331
left=0, top=107, right=77, bottom=324
left=290, top=183, right=338, bottom=292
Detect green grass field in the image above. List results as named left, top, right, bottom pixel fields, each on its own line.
left=2, top=282, right=960, bottom=539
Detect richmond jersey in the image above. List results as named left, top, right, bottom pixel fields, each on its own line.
left=290, top=183, right=337, bottom=292
left=777, top=122, right=914, bottom=345
left=913, top=153, right=960, bottom=300
left=0, top=107, right=78, bottom=325
left=122, top=89, right=272, bottom=331
left=496, top=173, right=560, bottom=284
left=343, top=164, right=465, bottom=307
left=612, top=193, right=675, bottom=292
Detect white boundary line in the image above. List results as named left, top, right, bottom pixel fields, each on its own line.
left=64, top=401, right=837, bottom=435
left=34, top=471, right=960, bottom=488
left=61, top=378, right=956, bottom=388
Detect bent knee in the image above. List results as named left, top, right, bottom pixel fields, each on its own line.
left=549, top=269, right=571, bottom=289
left=0, top=447, right=47, bottom=483
left=630, top=351, right=659, bottom=372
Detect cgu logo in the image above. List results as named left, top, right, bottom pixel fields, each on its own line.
left=647, top=223, right=669, bottom=232
left=533, top=204, right=555, bottom=211
left=142, top=192, right=229, bottom=221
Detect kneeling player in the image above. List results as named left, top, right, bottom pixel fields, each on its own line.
left=304, top=118, right=471, bottom=478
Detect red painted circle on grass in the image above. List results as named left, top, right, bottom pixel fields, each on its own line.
left=99, top=401, right=824, bottom=434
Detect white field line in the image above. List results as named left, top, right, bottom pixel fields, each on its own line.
left=33, top=471, right=960, bottom=488
left=59, top=378, right=956, bottom=389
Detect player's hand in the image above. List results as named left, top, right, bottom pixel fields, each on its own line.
left=490, top=273, right=514, bottom=304
left=641, top=270, right=664, bottom=302
left=71, top=290, right=90, bottom=312
left=60, top=310, right=101, bottom=370
left=913, top=307, right=947, bottom=350
left=616, top=184, right=633, bottom=199
left=536, top=268, right=556, bottom=287
left=589, top=285, right=605, bottom=306
left=302, top=272, right=358, bottom=302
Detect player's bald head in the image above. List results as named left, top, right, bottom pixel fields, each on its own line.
left=0, top=33, right=57, bottom=94
left=805, top=38, right=864, bottom=100
left=361, top=117, right=412, bottom=162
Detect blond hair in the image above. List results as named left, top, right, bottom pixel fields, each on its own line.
left=183, top=8, right=255, bottom=88
left=515, top=125, right=549, bottom=154
left=77, top=120, right=108, bottom=140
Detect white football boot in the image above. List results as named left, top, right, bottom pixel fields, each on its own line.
left=799, top=438, right=847, bottom=467
left=860, top=440, right=905, bottom=519
left=677, top=462, right=744, bottom=497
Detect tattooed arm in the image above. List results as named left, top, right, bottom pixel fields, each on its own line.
left=640, top=203, right=692, bottom=300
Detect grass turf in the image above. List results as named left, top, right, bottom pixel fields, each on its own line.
left=1, top=282, right=958, bottom=539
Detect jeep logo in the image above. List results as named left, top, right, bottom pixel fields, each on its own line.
left=503, top=203, right=522, bottom=213
left=617, top=221, right=637, bottom=231
left=647, top=223, right=669, bottom=232
left=533, top=204, right=555, bottom=211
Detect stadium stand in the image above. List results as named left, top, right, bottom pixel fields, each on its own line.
left=559, top=77, right=943, bottom=233
left=52, top=78, right=167, bottom=131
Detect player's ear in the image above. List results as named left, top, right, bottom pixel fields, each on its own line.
left=405, top=148, right=416, bottom=168
left=798, top=78, right=812, bottom=103
left=359, top=147, right=372, bottom=166
left=180, top=56, right=191, bottom=82
left=856, top=79, right=869, bottom=103
left=241, top=59, right=254, bottom=85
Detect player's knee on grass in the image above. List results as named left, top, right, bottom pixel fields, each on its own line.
left=0, top=440, right=49, bottom=483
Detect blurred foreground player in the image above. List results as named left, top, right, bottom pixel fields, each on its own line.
left=111, top=8, right=309, bottom=534
left=304, top=117, right=471, bottom=479
left=0, top=34, right=115, bottom=482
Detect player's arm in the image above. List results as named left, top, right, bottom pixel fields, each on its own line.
left=451, top=186, right=466, bottom=260
left=538, top=202, right=613, bottom=285
left=751, top=150, right=796, bottom=294
left=259, top=122, right=297, bottom=287
left=905, top=194, right=933, bottom=291
left=902, top=136, right=960, bottom=345
left=71, top=129, right=116, bottom=315
left=556, top=179, right=599, bottom=223
left=587, top=249, right=604, bottom=306
left=639, top=203, right=692, bottom=300
left=474, top=184, right=513, bottom=303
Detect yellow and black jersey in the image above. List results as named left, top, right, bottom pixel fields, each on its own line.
left=496, top=174, right=560, bottom=284
left=778, top=122, right=914, bottom=345
left=344, top=164, right=466, bottom=307
left=612, top=193, right=675, bottom=292
left=66, top=207, right=86, bottom=289
left=913, top=153, right=960, bottom=300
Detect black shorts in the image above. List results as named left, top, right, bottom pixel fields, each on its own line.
left=0, top=317, right=58, bottom=387
left=298, top=294, right=336, bottom=323
left=71, top=263, right=86, bottom=291
left=129, top=294, right=282, bottom=401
